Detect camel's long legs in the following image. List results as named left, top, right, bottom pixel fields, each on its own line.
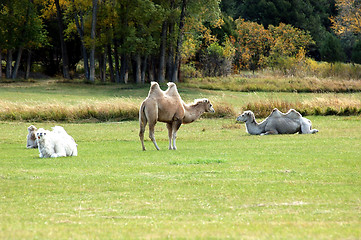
left=139, top=122, right=146, bottom=151
left=149, top=121, right=160, bottom=150
left=166, top=123, right=173, bottom=150
left=139, top=106, right=147, bottom=151
left=171, top=120, right=182, bottom=150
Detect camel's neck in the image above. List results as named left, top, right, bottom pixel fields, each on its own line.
left=245, top=117, right=267, bottom=135
left=182, top=103, right=205, bottom=124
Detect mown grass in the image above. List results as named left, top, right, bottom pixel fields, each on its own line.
left=1, top=117, right=360, bottom=239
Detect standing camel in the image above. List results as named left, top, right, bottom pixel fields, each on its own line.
left=139, top=82, right=215, bottom=150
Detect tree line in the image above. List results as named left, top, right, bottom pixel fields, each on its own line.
left=0, top=0, right=360, bottom=83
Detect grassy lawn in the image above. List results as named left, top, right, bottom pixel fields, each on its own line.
left=1, top=116, right=360, bottom=239
left=0, top=80, right=360, bottom=238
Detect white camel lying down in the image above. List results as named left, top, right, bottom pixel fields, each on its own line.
left=236, top=108, right=319, bottom=135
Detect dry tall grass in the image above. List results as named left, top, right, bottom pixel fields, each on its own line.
left=184, top=75, right=361, bottom=93
left=0, top=99, right=139, bottom=122
left=2, top=96, right=359, bottom=122
left=244, top=97, right=361, bottom=118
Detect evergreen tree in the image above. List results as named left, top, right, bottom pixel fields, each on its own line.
left=320, top=32, right=345, bottom=62
left=351, top=40, right=361, bottom=64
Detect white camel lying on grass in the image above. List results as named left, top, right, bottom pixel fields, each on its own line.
left=139, top=81, right=215, bottom=150
left=236, top=108, right=319, bottom=135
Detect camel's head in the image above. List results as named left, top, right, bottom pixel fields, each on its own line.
left=28, top=125, right=37, bottom=133
left=236, top=111, right=254, bottom=122
left=194, top=99, right=214, bottom=113
left=27, top=125, right=38, bottom=142
left=201, top=99, right=215, bottom=113
left=36, top=128, right=51, bottom=144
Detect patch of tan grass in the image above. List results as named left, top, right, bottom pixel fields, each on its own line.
left=1, top=94, right=360, bottom=122
left=184, top=72, right=361, bottom=93
left=244, top=97, right=361, bottom=118
left=0, top=98, right=139, bottom=122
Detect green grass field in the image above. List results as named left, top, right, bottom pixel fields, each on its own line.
left=0, top=80, right=360, bottom=239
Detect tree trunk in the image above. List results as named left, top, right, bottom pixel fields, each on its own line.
left=148, top=57, right=155, bottom=82
left=166, top=25, right=174, bottom=81
left=99, top=52, right=106, bottom=82
left=120, top=54, right=129, bottom=83
left=141, top=55, right=148, bottom=84
left=54, top=0, right=70, bottom=79
left=0, top=48, right=2, bottom=79
left=158, top=21, right=167, bottom=83
left=102, top=50, right=106, bottom=82
left=107, top=44, right=115, bottom=82
left=82, top=46, right=90, bottom=80
left=113, top=39, right=121, bottom=83
left=74, top=9, right=89, bottom=80
left=12, top=47, right=23, bottom=79
left=89, top=0, right=98, bottom=82
left=25, top=49, right=31, bottom=79
left=6, top=49, right=13, bottom=79
left=166, top=0, right=175, bottom=81
left=172, top=0, right=187, bottom=83
left=134, top=54, right=141, bottom=84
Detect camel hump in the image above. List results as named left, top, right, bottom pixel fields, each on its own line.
left=165, top=82, right=181, bottom=98
left=270, top=108, right=289, bottom=118
left=147, top=81, right=163, bottom=98
left=167, top=82, right=176, bottom=88
left=285, top=109, right=302, bottom=119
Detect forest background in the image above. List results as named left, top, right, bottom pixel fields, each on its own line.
left=0, top=0, right=361, bottom=84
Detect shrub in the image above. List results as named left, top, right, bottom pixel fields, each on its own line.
left=200, top=42, right=233, bottom=77
left=181, top=62, right=202, bottom=78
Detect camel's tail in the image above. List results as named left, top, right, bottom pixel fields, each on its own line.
left=139, top=101, right=147, bottom=127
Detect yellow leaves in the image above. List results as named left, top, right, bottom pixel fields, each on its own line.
left=222, top=37, right=236, bottom=60
left=331, top=0, right=361, bottom=35
left=184, top=15, right=222, bottom=47
left=234, top=18, right=314, bottom=70
left=212, top=18, right=224, bottom=29
left=182, top=37, right=199, bottom=61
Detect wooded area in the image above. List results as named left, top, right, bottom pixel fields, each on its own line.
left=0, top=0, right=360, bottom=83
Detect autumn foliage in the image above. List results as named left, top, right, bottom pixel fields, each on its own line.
left=330, top=0, right=361, bottom=36
left=233, top=19, right=314, bottom=71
